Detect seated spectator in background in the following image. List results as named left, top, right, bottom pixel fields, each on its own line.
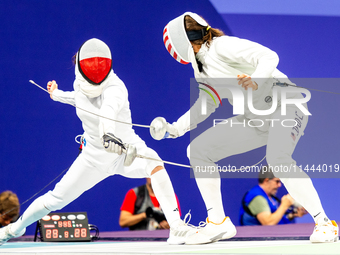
left=119, top=178, right=181, bottom=230
left=239, top=166, right=307, bottom=226
left=0, top=191, right=20, bottom=228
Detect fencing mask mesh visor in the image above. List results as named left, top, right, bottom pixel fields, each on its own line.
left=163, top=12, right=208, bottom=68
left=78, top=38, right=112, bottom=85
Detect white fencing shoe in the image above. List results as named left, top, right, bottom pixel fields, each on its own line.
left=310, top=218, right=338, bottom=243
left=185, top=217, right=236, bottom=245
left=0, top=223, right=26, bottom=245
left=167, top=212, right=197, bottom=245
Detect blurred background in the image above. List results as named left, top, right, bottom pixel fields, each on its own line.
left=0, top=0, right=339, bottom=235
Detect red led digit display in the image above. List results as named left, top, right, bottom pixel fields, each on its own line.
left=74, top=228, right=80, bottom=238
left=52, top=229, right=58, bottom=238
left=81, top=228, right=87, bottom=238
left=64, top=231, right=69, bottom=238
left=46, top=229, right=51, bottom=239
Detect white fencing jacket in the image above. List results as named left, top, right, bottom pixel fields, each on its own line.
left=172, top=35, right=299, bottom=134
left=52, top=71, right=141, bottom=170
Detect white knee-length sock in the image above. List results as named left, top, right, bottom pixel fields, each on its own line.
left=151, top=170, right=181, bottom=226
left=195, top=177, right=225, bottom=223
left=281, top=176, right=327, bottom=223
left=11, top=196, right=50, bottom=235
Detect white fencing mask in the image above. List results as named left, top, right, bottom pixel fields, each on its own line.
left=77, top=38, right=112, bottom=85
left=163, top=12, right=208, bottom=72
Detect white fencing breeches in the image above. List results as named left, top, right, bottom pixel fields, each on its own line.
left=189, top=103, right=325, bottom=219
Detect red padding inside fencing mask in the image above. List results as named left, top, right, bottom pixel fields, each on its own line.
left=79, top=57, right=112, bottom=84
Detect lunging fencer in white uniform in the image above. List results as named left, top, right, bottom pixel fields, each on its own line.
left=151, top=12, right=338, bottom=244
left=0, top=38, right=195, bottom=245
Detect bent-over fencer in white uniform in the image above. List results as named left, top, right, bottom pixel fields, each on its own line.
left=151, top=12, right=338, bottom=245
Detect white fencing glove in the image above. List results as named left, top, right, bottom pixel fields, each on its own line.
left=165, top=123, right=179, bottom=139
left=150, top=117, right=179, bottom=140
left=102, top=133, right=126, bottom=155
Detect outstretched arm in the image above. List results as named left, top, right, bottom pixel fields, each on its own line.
left=47, top=80, right=75, bottom=105
left=150, top=89, right=219, bottom=140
